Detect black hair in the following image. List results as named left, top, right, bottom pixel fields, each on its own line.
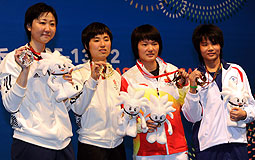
left=81, top=22, right=113, bottom=60
left=24, top=3, right=58, bottom=41
left=192, top=24, right=224, bottom=64
left=131, top=24, right=162, bottom=60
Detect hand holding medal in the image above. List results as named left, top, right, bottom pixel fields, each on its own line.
left=19, top=49, right=34, bottom=67
left=196, top=72, right=206, bottom=87
left=99, top=63, right=114, bottom=79
left=188, top=69, right=202, bottom=93
left=15, top=46, right=34, bottom=68
left=91, top=61, right=105, bottom=80
left=91, top=61, right=114, bottom=80
left=192, top=63, right=222, bottom=88
left=189, top=64, right=222, bottom=92
left=172, top=68, right=189, bottom=88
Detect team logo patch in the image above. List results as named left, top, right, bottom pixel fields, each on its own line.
left=229, top=76, right=238, bottom=85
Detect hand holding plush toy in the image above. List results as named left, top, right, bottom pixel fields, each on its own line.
left=221, top=79, right=249, bottom=128
left=144, top=94, right=176, bottom=144
left=116, top=87, right=148, bottom=137
left=38, top=50, right=82, bottom=102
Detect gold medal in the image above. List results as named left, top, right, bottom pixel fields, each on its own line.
left=99, top=63, right=114, bottom=79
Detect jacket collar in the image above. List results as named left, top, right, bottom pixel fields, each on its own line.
left=198, top=59, right=230, bottom=73
left=136, top=57, right=167, bottom=76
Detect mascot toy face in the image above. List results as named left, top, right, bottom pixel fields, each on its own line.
left=150, top=112, right=166, bottom=124
left=123, top=98, right=142, bottom=116
left=116, top=87, right=148, bottom=137
left=228, top=92, right=248, bottom=108
left=221, top=79, right=249, bottom=109
left=147, top=94, right=175, bottom=123
left=221, top=79, right=249, bottom=128
left=37, top=50, right=80, bottom=102
left=144, top=94, right=176, bottom=144
left=39, top=50, right=74, bottom=76
left=51, top=61, right=70, bottom=75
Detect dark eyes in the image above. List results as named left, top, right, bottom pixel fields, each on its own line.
left=201, top=42, right=218, bottom=46
left=141, top=43, right=158, bottom=46
left=39, top=21, right=55, bottom=27
left=93, top=39, right=109, bottom=42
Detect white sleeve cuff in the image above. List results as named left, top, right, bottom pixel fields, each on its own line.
left=243, top=106, right=254, bottom=123
left=85, top=77, right=98, bottom=90
left=12, top=83, right=26, bottom=97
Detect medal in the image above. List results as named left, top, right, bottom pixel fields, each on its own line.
left=196, top=73, right=207, bottom=87
left=19, top=49, right=34, bottom=67
left=99, top=63, right=114, bottom=79
left=172, top=71, right=187, bottom=88
left=197, top=63, right=222, bottom=87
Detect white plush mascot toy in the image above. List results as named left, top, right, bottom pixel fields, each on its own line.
left=116, top=87, right=148, bottom=137
left=144, top=94, right=176, bottom=144
left=221, top=79, right=249, bottom=128
left=38, top=50, right=82, bottom=102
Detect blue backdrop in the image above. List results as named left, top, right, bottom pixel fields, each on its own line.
left=0, top=0, right=255, bottom=159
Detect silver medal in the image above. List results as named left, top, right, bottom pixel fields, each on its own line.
left=19, top=49, right=34, bottom=67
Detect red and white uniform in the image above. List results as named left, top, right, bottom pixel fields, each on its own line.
left=121, top=57, right=188, bottom=159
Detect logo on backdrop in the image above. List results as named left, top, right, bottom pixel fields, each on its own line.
left=124, top=0, right=160, bottom=12
left=125, top=0, right=248, bottom=23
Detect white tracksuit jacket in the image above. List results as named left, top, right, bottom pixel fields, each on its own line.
left=71, top=61, right=123, bottom=148
left=0, top=45, right=82, bottom=150
left=182, top=62, right=255, bottom=151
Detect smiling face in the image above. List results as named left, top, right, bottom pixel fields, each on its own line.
left=150, top=112, right=166, bottom=123
left=27, top=12, right=56, bottom=47
left=200, top=37, right=221, bottom=64
left=125, top=103, right=140, bottom=115
left=88, top=33, right=111, bottom=62
left=138, top=39, right=159, bottom=64
left=51, top=61, right=68, bottom=74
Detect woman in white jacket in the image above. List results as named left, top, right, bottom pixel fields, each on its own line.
left=0, top=3, right=78, bottom=160
left=71, top=22, right=126, bottom=160
left=182, top=24, right=255, bottom=160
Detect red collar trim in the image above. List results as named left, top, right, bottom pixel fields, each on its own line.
left=28, top=44, right=43, bottom=61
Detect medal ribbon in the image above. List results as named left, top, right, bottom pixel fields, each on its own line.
left=136, top=62, right=178, bottom=79
left=200, top=63, right=222, bottom=87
